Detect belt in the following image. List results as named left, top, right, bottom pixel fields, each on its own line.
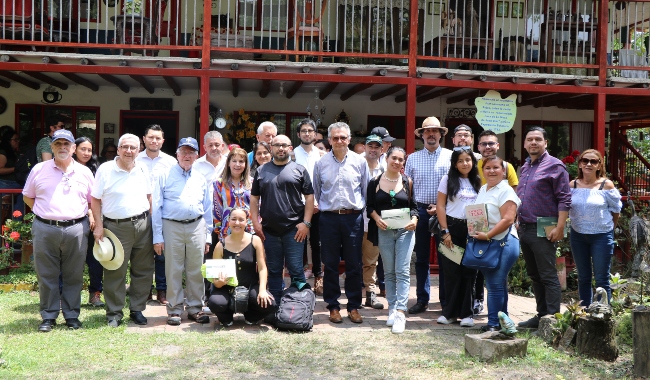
left=35, top=215, right=87, bottom=227
left=104, top=210, right=149, bottom=223
left=447, top=215, right=467, bottom=224
left=163, top=216, right=202, bottom=224
left=519, top=222, right=537, bottom=227
left=325, top=209, right=362, bottom=215
left=417, top=202, right=431, bottom=209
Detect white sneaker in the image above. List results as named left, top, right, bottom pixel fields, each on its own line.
left=460, top=317, right=475, bottom=327
left=386, top=309, right=396, bottom=327
left=392, top=311, right=406, bottom=334
left=436, top=316, right=457, bottom=325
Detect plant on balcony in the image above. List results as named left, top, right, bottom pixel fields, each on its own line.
left=122, top=0, right=143, bottom=15
left=224, top=109, right=259, bottom=151
left=1, top=211, right=34, bottom=270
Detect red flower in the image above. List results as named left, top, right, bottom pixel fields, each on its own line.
left=12, top=210, right=22, bottom=218
left=9, top=231, right=20, bottom=240
left=563, top=156, right=575, bottom=164
left=571, top=150, right=581, bottom=157
left=1, top=225, right=7, bottom=233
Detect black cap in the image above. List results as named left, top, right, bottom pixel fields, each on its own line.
left=454, top=124, right=472, bottom=134
left=370, top=127, right=395, bottom=142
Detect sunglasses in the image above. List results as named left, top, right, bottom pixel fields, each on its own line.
left=389, top=190, right=397, bottom=206
left=453, top=146, right=472, bottom=152
left=579, top=158, right=601, bottom=165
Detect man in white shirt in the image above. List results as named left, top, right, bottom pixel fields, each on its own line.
left=135, top=124, right=177, bottom=305
left=92, top=133, right=154, bottom=327
left=293, top=119, right=326, bottom=295
left=193, top=130, right=227, bottom=186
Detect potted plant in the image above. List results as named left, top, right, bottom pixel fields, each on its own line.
left=1, top=211, right=35, bottom=272
left=122, top=0, right=143, bottom=16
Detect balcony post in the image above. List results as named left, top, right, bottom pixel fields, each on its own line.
left=594, top=93, right=606, bottom=155
left=597, top=0, right=608, bottom=86
left=405, top=83, right=416, bottom=153
left=202, top=0, right=212, bottom=70
left=405, top=0, right=420, bottom=153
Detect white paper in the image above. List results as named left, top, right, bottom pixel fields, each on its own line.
left=205, top=259, right=236, bottom=278
left=438, top=243, right=465, bottom=265
left=381, top=208, right=411, bottom=230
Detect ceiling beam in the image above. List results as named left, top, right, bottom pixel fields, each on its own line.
left=417, top=87, right=460, bottom=103
left=340, top=83, right=373, bottom=101
left=0, top=71, right=39, bottom=90
left=447, top=90, right=480, bottom=104
left=42, top=57, right=99, bottom=91
left=370, top=85, right=405, bottom=101
left=231, top=78, right=239, bottom=98
left=286, top=81, right=303, bottom=99
left=533, top=94, right=590, bottom=108
left=155, top=61, right=181, bottom=96
left=129, top=75, right=155, bottom=94
left=1, top=55, right=68, bottom=90
left=259, top=80, right=271, bottom=98
left=395, top=86, right=431, bottom=103
left=80, top=58, right=129, bottom=93
left=518, top=93, right=557, bottom=107
left=319, top=82, right=338, bottom=100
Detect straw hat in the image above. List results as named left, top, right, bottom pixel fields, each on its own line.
left=414, top=116, right=448, bottom=137
left=93, top=229, right=124, bottom=271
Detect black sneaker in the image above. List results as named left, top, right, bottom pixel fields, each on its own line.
left=38, top=319, right=56, bottom=332
left=365, top=291, right=384, bottom=309
left=518, top=315, right=541, bottom=328
left=408, top=302, right=428, bottom=314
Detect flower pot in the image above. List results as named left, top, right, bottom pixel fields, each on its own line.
left=556, top=256, right=567, bottom=291
left=20, top=243, right=33, bottom=265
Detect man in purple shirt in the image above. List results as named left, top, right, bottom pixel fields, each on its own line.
left=516, top=127, right=571, bottom=328
left=23, top=130, right=94, bottom=332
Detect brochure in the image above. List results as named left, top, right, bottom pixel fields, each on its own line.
left=438, top=242, right=465, bottom=265
left=205, top=259, right=237, bottom=278
left=536, top=217, right=569, bottom=238
left=381, top=208, right=411, bottom=230
left=465, top=203, right=489, bottom=235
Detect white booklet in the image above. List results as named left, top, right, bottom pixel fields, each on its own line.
left=205, top=259, right=237, bottom=278
left=381, top=208, right=411, bottom=230
left=438, top=242, right=465, bottom=265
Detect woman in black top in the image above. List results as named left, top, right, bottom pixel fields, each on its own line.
left=0, top=128, right=22, bottom=188
left=367, top=147, right=418, bottom=334
left=207, top=208, right=275, bottom=326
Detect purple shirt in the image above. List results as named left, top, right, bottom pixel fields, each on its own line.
left=516, top=151, right=571, bottom=223
left=23, top=160, right=94, bottom=220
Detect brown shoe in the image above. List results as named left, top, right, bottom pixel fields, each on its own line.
left=329, top=309, right=343, bottom=323
left=188, top=311, right=210, bottom=324
left=313, top=276, right=324, bottom=296
left=348, top=309, right=363, bottom=323
left=88, top=291, right=105, bottom=307
left=378, top=289, right=386, bottom=298
left=157, top=290, right=168, bottom=305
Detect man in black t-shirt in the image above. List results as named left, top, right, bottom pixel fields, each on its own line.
left=250, top=135, right=315, bottom=304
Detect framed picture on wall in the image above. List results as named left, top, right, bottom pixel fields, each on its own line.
left=103, top=138, right=114, bottom=147
left=511, top=2, right=524, bottom=18
left=496, top=1, right=509, bottom=17
left=103, top=123, right=115, bottom=134
left=429, top=1, right=445, bottom=16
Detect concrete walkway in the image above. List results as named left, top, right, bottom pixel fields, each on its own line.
left=127, top=275, right=558, bottom=334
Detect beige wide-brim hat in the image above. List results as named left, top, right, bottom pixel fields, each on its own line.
left=415, top=116, right=448, bottom=137
left=93, top=229, right=124, bottom=271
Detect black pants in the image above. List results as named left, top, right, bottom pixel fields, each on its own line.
left=207, top=284, right=276, bottom=324
left=309, top=212, right=322, bottom=277
left=441, top=218, right=476, bottom=319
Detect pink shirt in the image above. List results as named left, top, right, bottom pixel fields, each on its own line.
left=23, top=160, right=94, bottom=220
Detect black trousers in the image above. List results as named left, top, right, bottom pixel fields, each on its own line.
left=207, top=284, right=276, bottom=324
left=441, top=217, right=476, bottom=320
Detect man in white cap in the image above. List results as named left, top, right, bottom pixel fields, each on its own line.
left=23, top=129, right=94, bottom=332
left=92, top=133, right=155, bottom=327
left=152, top=137, right=213, bottom=326
left=404, top=117, right=452, bottom=314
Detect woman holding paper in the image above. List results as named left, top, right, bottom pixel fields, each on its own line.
left=436, top=146, right=482, bottom=327
left=473, top=156, right=521, bottom=332
left=367, top=146, right=418, bottom=334
left=569, top=149, right=621, bottom=306
left=207, top=208, right=275, bottom=326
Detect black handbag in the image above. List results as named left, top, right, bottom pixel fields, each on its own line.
left=428, top=214, right=441, bottom=234
left=229, top=286, right=250, bottom=314
left=462, top=226, right=512, bottom=270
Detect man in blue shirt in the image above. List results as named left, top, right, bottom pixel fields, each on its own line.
left=313, top=122, right=369, bottom=324
left=152, top=137, right=213, bottom=326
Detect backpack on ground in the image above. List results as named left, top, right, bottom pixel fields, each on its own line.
left=14, top=145, right=38, bottom=186
left=275, top=283, right=316, bottom=331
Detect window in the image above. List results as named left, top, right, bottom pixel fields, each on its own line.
left=238, top=0, right=289, bottom=32
left=16, top=104, right=100, bottom=149
left=521, top=121, right=593, bottom=160
left=367, top=115, right=426, bottom=140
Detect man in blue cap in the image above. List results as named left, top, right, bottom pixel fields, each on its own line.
left=152, top=137, right=213, bottom=326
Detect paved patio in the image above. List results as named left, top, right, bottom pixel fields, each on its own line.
left=127, top=275, right=560, bottom=334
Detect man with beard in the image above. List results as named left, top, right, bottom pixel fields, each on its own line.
left=250, top=135, right=314, bottom=307
left=451, top=125, right=482, bottom=160
left=476, top=130, right=518, bottom=189
left=23, top=129, right=94, bottom=332
left=92, top=133, right=155, bottom=327
left=136, top=124, right=177, bottom=305
left=404, top=117, right=452, bottom=314
left=193, top=131, right=227, bottom=186
left=293, top=119, right=326, bottom=295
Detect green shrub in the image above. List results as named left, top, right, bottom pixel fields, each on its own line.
left=616, top=311, right=633, bottom=346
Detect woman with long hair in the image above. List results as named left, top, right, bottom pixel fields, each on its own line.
left=436, top=146, right=482, bottom=327
left=207, top=207, right=275, bottom=326
left=473, top=156, right=521, bottom=332
left=0, top=127, right=22, bottom=188
left=212, top=147, right=253, bottom=241
left=569, top=149, right=621, bottom=306
left=72, top=137, right=103, bottom=307
left=367, top=146, right=418, bottom=334
left=250, top=141, right=272, bottom=175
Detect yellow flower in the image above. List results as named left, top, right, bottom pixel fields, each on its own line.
left=225, top=113, right=231, bottom=120
left=236, top=130, right=245, bottom=140
left=246, top=130, right=255, bottom=138
left=269, top=116, right=274, bottom=121
left=247, top=122, right=255, bottom=129
left=242, top=114, right=250, bottom=121
left=239, top=108, right=245, bottom=115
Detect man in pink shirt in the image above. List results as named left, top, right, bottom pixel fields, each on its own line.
left=23, top=129, right=94, bottom=332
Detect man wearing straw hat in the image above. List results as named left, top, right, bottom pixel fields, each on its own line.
left=91, top=133, right=155, bottom=327
left=23, top=129, right=94, bottom=332
left=404, top=117, right=452, bottom=315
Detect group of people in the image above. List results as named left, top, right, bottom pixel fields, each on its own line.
left=18, top=111, right=621, bottom=333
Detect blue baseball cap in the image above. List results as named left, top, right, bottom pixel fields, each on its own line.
left=178, top=137, right=199, bottom=151
left=52, top=129, right=75, bottom=143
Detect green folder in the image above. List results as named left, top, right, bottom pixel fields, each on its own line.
left=536, top=217, right=569, bottom=238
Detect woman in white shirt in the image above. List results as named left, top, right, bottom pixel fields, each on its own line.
left=472, top=156, right=521, bottom=332
left=436, top=147, right=482, bottom=327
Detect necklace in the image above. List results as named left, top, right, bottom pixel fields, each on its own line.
left=383, top=174, right=400, bottom=183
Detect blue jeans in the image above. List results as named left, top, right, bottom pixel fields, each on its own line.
left=319, top=212, right=363, bottom=311
left=263, top=228, right=307, bottom=303
left=154, top=253, right=166, bottom=291
left=570, top=228, right=615, bottom=307
left=482, top=237, right=520, bottom=327
left=378, top=228, right=415, bottom=312
left=414, top=205, right=433, bottom=304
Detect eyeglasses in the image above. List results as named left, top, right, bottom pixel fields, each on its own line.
left=300, top=129, right=315, bottom=134
left=119, top=145, right=139, bottom=151
left=453, top=146, right=472, bottom=152
left=271, top=143, right=291, bottom=149
left=579, top=158, right=601, bottom=165
left=331, top=136, right=349, bottom=142
left=178, top=150, right=197, bottom=156
left=389, top=190, right=397, bottom=206
left=479, top=142, right=497, bottom=147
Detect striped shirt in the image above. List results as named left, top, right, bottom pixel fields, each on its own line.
left=313, top=150, right=369, bottom=211
left=404, top=146, right=452, bottom=205
left=516, top=151, right=571, bottom=223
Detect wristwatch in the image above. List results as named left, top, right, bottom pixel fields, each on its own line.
left=303, top=220, right=312, bottom=228
left=441, top=228, right=450, bottom=235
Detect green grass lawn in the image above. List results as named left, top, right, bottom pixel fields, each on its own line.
left=0, top=290, right=636, bottom=379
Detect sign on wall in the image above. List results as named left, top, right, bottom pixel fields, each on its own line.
left=474, top=90, right=517, bottom=133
